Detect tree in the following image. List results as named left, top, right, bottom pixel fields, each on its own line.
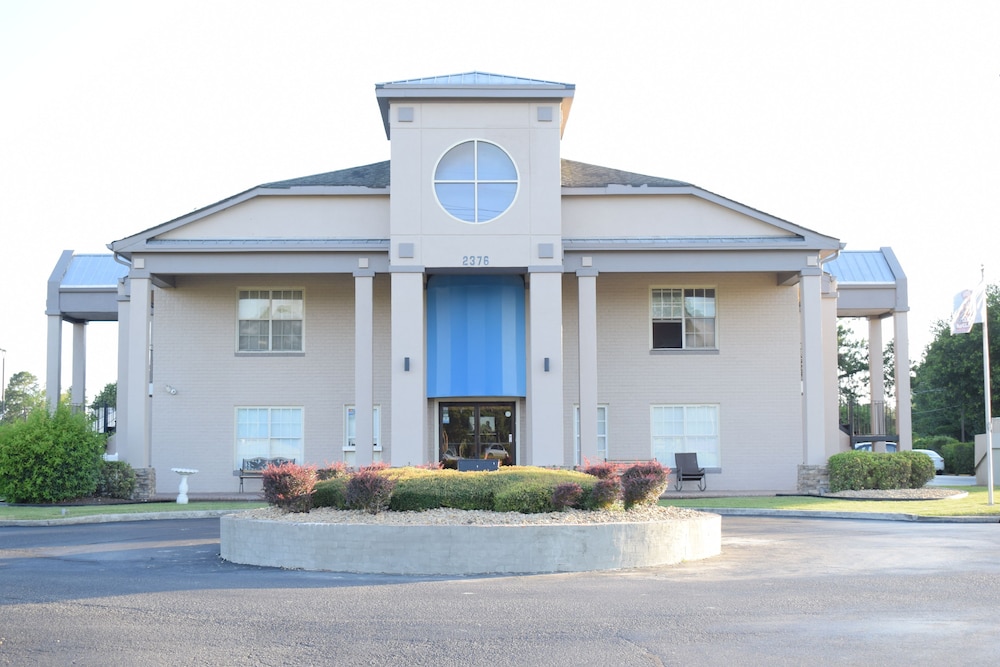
left=912, top=284, right=999, bottom=440
left=838, top=323, right=869, bottom=403
left=1, top=371, right=46, bottom=424
left=90, top=383, right=116, bottom=409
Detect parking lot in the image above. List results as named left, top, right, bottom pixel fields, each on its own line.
left=1, top=515, right=998, bottom=665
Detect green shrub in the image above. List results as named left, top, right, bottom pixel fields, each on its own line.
left=312, top=476, right=348, bottom=508
left=942, top=441, right=975, bottom=475
left=493, top=481, right=554, bottom=513
left=0, top=407, right=105, bottom=503
left=829, top=451, right=926, bottom=492
left=896, top=451, right=935, bottom=488
left=262, top=462, right=318, bottom=513
left=316, top=461, right=348, bottom=480
left=913, top=435, right=959, bottom=455
left=96, top=460, right=137, bottom=499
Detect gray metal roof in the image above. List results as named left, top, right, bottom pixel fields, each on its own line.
left=60, top=253, right=128, bottom=288
left=260, top=159, right=688, bottom=191
left=378, top=72, right=571, bottom=88
left=825, top=251, right=896, bottom=284
left=262, top=161, right=391, bottom=189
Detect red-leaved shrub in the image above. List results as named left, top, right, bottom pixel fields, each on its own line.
left=262, top=462, right=318, bottom=513
left=589, top=477, right=622, bottom=508
left=621, top=462, right=670, bottom=508
left=582, top=461, right=619, bottom=479
left=552, top=482, right=584, bottom=510
left=345, top=467, right=396, bottom=514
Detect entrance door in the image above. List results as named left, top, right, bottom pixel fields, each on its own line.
left=439, top=402, right=515, bottom=466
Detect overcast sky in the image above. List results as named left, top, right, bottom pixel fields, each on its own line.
left=1, top=0, right=997, bottom=402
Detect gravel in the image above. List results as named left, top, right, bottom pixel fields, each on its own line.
left=240, top=504, right=709, bottom=525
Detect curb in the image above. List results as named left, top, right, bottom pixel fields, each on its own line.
left=0, top=509, right=251, bottom=527
left=685, top=507, right=1000, bottom=523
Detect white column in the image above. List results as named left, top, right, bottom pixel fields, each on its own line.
left=527, top=270, right=564, bottom=466
left=390, top=271, right=426, bottom=466
left=114, top=280, right=130, bottom=460
left=822, top=275, right=841, bottom=458
left=893, top=310, right=913, bottom=451
left=868, top=316, right=886, bottom=451
left=72, top=322, right=87, bottom=410
left=125, top=277, right=152, bottom=467
left=577, top=270, right=599, bottom=464
left=354, top=269, right=374, bottom=468
left=800, top=269, right=825, bottom=464
left=45, top=314, right=62, bottom=413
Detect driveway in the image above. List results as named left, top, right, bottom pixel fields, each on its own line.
left=1, top=516, right=998, bottom=666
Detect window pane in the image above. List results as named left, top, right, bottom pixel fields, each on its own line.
left=476, top=183, right=516, bottom=222
left=272, top=320, right=302, bottom=351
left=436, top=142, right=475, bottom=180
left=477, top=142, right=517, bottom=180
left=653, top=320, right=682, bottom=349
left=272, top=291, right=303, bottom=319
left=238, top=294, right=270, bottom=320
left=238, top=320, right=269, bottom=351
left=435, top=183, right=476, bottom=221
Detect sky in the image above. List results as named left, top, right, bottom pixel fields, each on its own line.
left=1, top=0, right=997, bottom=403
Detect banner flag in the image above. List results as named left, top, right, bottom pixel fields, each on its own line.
left=950, top=282, right=986, bottom=335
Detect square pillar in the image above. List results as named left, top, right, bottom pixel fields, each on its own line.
left=527, top=270, right=564, bottom=466
left=390, top=270, right=426, bottom=466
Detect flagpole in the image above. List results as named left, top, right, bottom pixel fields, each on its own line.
left=981, top=266, right=994, bottom=505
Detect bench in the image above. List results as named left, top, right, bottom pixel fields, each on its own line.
left=238, top=457, right=295, bottom=492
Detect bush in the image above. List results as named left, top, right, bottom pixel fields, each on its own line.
left=581, top=461, right=618, bottom=479
left=0, top=407, right=105, bottom=503
left=312, top=476, right=348, bottom=509
left=828, top=451, right=925, bottom=492
left=620, top=462, right=670, bottom=508
left=262, top=462, right=318, bottom=513
left=587, top=476, right=622, bottom=509
left=551, top=482, right=584, bottom=510
left=345, top=467, right=396, bottom=514
left=942, top=441, right=975, bottom=475
left=96, top=460, right=137, bottom=499
left=913, top=435, right=959, bottom=455
left=316, top=461, right=348, bottom=481
left=493, top=481, right=554, bottom=513
left=896, top=451, right=935, bottom=488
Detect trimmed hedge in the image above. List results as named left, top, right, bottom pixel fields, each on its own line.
left=305, top=464, right=671, bottom=514
left=941, top=441, right=974, bottom=476
left=828, top=450, right=935, bottom=492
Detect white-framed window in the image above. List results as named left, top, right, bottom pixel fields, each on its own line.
left=344, top=405, right=382, bottom=465
left=651, top=287, right=716, bottom=350
left=433, top=139, right=518, bottom=223
left=651, top=404, right=720, bottom=468
left=235, top=407, right=303, bottom=468
left=238, top=289, right=304, bottom=351
left=574, top=405, right=608, bottom=465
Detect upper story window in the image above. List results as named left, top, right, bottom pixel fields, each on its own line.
left=434, top=140, right=517, bottom=223
left=651, top=288, right=716, bottom=350
left=238, top=289, right=303, bottom=352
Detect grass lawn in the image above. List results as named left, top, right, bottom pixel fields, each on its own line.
left=660, top=486, right=1000, bottom=517
left=0, top=501, right=266, bottom=521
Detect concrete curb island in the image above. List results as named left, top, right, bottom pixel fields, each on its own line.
left=220, top=512, right=723, bottom=575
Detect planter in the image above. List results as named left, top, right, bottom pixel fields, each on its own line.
left=220, top=511, right=721, bottom=575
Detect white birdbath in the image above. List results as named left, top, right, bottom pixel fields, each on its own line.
left=170, top=468, right=199, bottom=504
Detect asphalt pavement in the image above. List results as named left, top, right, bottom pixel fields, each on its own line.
left=1, top=515, right=998, bottom=666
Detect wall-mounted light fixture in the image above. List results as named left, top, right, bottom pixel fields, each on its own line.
left=165, top=384, right=178, bottom=395
left=404, top=357, right=410, bottom=372
left=543, top=357, right=550, bottom=372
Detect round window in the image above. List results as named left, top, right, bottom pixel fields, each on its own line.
left=434, top=140, right=517, bottom=223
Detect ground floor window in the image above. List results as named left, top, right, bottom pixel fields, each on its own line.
left=651, top=404, right=720, bottom=468
left=343, top=405, right=382, bottom=466
left=574, top=405, right=608, bottom=465
left=235, top=407, right=303, bottom=467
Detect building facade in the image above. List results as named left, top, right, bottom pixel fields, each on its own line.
left=46, top=73, right=911, bottom=493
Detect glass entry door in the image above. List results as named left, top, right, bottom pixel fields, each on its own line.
left=439, top=402, right=515, bottom=466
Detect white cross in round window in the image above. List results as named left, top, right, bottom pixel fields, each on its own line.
left=434, top=140, right=518, bottom=223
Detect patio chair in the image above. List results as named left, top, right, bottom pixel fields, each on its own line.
left=673, top=452, right=707, bottom=491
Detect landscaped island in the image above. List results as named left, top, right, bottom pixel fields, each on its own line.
left=220, top=462, right=722, bottom=574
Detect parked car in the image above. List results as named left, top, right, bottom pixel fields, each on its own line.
left=912, top=449, right=945, bottom=473
left=853, top=442, right=898, bottom=453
